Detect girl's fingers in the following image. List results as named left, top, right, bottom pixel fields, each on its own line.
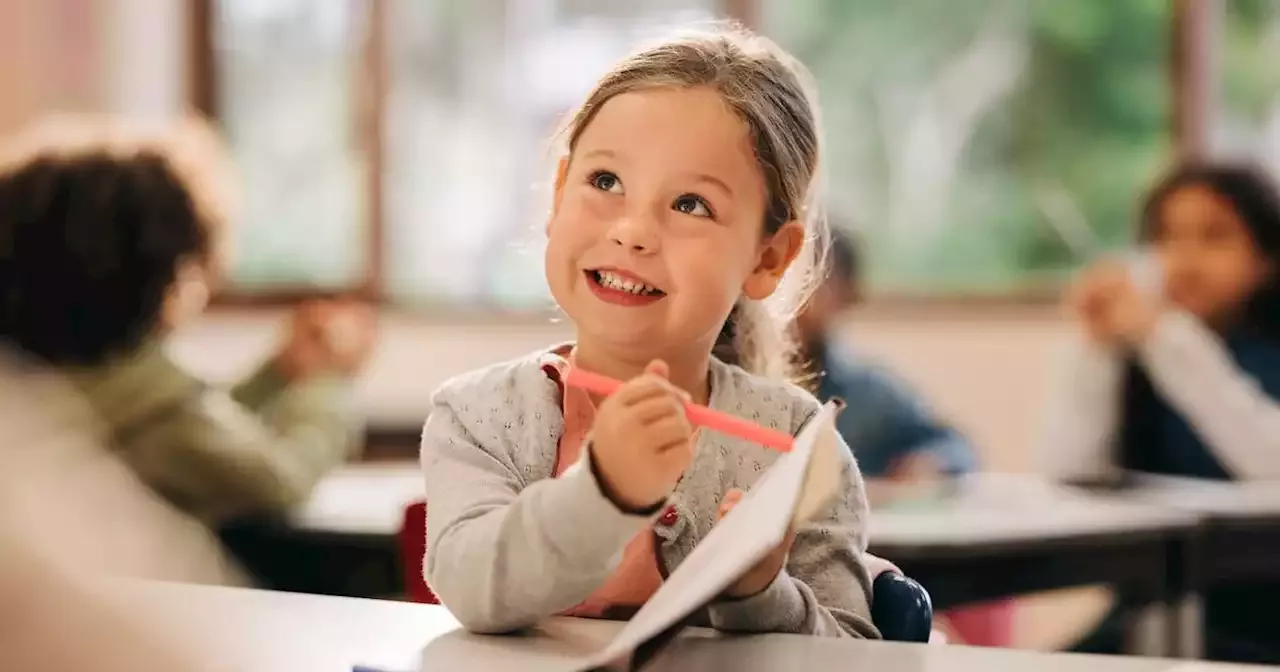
left=718, top=488, right=744, bottom=519
left=644, top=359, right=669, bottom=378
left=629, top=395, right=684, bottom=424
left=647, top=415, right=695, bottom=452
left=613, top=375, right=679, bottom=406
left=780, top=525, right=798, bottom=550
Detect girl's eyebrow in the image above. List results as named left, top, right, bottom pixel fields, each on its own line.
left=580, top=148, right=617, bottom=161
left=686, top=173, right=735, bottom=199
left=579, top=147, right=735, bottom=197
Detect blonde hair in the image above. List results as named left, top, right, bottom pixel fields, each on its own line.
left=557, top=23, right=828, bottom=382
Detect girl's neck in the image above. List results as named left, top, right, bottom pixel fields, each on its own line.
left=572, top=339, right=712, bottom=406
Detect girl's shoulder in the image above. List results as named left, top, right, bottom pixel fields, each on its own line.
left=430, top=347, right=563, bottom=417
left=707, top=358, right=823, bottom=437
left=423, top=348, right=566, bottom=476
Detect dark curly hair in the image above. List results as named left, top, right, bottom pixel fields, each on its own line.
left=0, top=151, right=211, bottom=366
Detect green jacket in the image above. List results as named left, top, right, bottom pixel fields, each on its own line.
left=65, top=342, right=361, bottom=526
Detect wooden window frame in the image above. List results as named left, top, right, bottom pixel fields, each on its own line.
left=190, top=0, right=1212, bottom=313
left=191, top=0, right=386, bottom=308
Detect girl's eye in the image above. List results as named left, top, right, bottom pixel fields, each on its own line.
left=589, top=171, right=623, bottom=194
left=673, top=194, right=713, bottom=218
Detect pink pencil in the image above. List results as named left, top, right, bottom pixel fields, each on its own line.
left=563, top=367, right=795, bottom=453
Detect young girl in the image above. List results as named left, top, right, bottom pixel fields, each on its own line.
left=1042, top=162, right=1280, bottom=662
left=421, top=26, right=879, bottom=638
left=0, top=115, right=376, bottom=528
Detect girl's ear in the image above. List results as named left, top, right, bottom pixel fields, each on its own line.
left=742, top=221, right=805, bottom=300
left=161, top=261, right=211, bottom=330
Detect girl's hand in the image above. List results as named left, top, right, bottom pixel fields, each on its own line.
left=1066, top=261, right=1161, bottom=346
left=589, top=360, right=696, bottom=513
left=273, top=301, right=378, bottom=380
left=1101, top=276, right=1161, bottom=344
left=717, top=488, right=796, bottom=598
left=318, top=301, right=378, bottom=375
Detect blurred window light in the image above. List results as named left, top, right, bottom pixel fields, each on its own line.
left=207, top=0, right=1178, bottom=304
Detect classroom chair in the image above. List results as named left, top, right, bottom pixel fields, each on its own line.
left=400, top=500, right=933, bottom=642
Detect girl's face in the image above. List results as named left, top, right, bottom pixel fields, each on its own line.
left=1154, top=184, right=1273, bottom=324
left=544, top=86, right=802, bottom=362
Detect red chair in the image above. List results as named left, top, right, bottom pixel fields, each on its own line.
left=400, top=500, right=438, bottom=604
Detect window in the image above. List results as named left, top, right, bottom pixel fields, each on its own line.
left=763, top=0, right=1172, bottom=295
left=207, top=0, right=371, bottom=292
left=1217, top=0, right=1280, bottom=174
left=197, top=0, right=1208, bottom=305
left=382, top=0, right=718, bottom=309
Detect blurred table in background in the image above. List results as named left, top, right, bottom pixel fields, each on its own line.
left=361, top=425, right=423, bottom=462
left=220, top=467, right=1206, bottom=657
left=220, top=464, right=417, bottom=597
left=1117, top=474, right=1280, bottom=589
left=869, top=475, right=1203, bottom=657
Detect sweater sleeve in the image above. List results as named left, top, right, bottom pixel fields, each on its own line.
left=1039, top=331, right=1125, bottom=483
left=420, top=398, right=648, bottom=634
left=1137, top=310, right=1280, bottom=480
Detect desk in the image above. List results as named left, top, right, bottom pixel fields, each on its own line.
left=220, top=464, right=420, bottom=597
left=222, top=467, right=1199, bottom=655
left=1119, top=475, right=1280, bottom=585
left=869, top=475, right=1202, bottom=657
left=124, top=582, right=1254, bottom=672
left=1110, top=475, right=1280, bottom=659
left=870, top=475, right=1200, bottom=606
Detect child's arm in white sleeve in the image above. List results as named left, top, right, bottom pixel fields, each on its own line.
left=1039, top=332, right=1125, bottom=482
left=419, top=399, right=647, bottom=633
left=1138, top=311, right=1280, bottom=480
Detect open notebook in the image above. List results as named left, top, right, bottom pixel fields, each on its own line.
left=411, top=401, right=845, bottom=672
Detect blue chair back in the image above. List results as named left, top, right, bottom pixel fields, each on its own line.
left=871, top=572, right=933, bottom=642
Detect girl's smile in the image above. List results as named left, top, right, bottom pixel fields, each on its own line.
left=585, top=268, right=667, bottom=307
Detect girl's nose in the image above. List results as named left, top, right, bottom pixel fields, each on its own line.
left=607, top=215, right=660, bottom=253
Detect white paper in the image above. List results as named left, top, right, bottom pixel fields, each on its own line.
left=1125, top=248, right=1163, bottom=299
left=573, top=402, right=842, bottom=670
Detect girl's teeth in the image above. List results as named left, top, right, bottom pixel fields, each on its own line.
left=598, top=271, right=657, bottom=295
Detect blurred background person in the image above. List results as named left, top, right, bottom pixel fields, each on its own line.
left=0, top=346, right=232, bottom=671
left=796, top=227, right=1014, bottom=647
left=0, top=114, right=377, bottom=530
left=796, top=227, right=976, bottom=484
left=1044, top=161, right=1280, bottom=663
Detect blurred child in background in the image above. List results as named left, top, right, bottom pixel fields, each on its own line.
left=1044, top=161, right=1280, bottom=662
left=794, top=227, right=1013, bottom=647
left=0, top=346, right=231, bottom=671
left=794, top=227, right=975, bottom=483
left=0, top=115, right=376, bottom=528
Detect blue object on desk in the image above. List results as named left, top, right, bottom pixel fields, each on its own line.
left=871, top=572, right=933, bottom=643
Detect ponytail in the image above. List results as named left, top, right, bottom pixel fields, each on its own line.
left=712, top=298, right=796, bottom=382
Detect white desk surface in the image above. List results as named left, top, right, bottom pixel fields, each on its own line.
left=1117, top=474, right=1280, bottom=519
left=870, top=474, right=1199, bottom=548
left=292, top=466, right=1200, bottom=548
left=289, top=463, right=423, bottom=535
left=124, top=582, right=1259, bottom=672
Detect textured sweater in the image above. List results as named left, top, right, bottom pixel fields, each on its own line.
left=420, top=348, right=879, bottom=638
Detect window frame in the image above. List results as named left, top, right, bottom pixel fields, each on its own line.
left=190, top=0, right=1214, bottom=311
